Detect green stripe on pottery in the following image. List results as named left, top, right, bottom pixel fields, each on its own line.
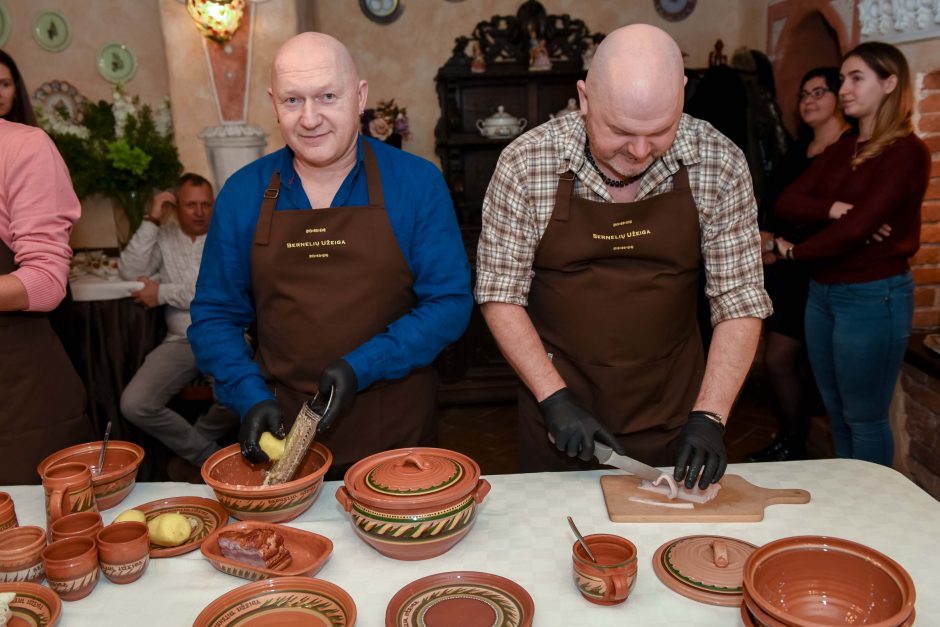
left=222, top=485, right=320, bottom=514
left=95, top=477, right=133, bottom=498
left=365, top=461, right=463, bottom=496
left=662, top=544, right=741, bottom=594
left=350, top=495, right=474, bottom=523
left=354, top=523, right=472, bottom=546
left=401, top=584, right=523, bottom=627
left=218, top=563, right=264, bottom=581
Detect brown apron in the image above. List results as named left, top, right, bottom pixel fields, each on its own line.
left=520, top=164, right=705, bottom=471
left=0, top=240, right=91, bottom=484
left=251, top=142, right=437, bottom=468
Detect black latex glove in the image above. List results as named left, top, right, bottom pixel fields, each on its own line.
left=538, top=388, right=624, bottom=462
left=315, top=359, right=358, bottom=432
left=673, top=412, right=728, bottom=489
left=240, top=399, right=286, bottom=464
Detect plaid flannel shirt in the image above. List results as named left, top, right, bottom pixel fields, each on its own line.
left=475, top=113, right=772, bottom=326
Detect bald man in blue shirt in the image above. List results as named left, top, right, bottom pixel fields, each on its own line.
left=189, top=33, right=471, bottom=475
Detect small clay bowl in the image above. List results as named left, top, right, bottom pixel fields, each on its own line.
left=0, top=581, right=62, bottom=626
left=50, top=511, right=104, bottom=544
left=37, top=441, right=145, bottom=511
left=200, top=520, right=333, bottom=581
left=96, top=521, right=150, bottom=584
left=201, top=443, right=332, bottom=523
left=0, top=526, right=47, bottom=584
left=743, top=535, right=915, bottom=627
left=0, top=492, right=18, bottom=531
left=42, top=536, right=99, bottom=601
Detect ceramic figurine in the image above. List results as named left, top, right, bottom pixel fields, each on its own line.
left=530, top=35, right=552, bottom=72
left=470, top=41, right=486, bottom=74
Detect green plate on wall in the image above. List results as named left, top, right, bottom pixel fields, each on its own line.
left=0, top=2, right=11, bottom=48
left=97, top=42, right=138, bottom=84
left=32, top=11, right=71, bottom=52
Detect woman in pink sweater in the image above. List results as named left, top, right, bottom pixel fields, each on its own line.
left=774, top=42, right=930, bottom=466
left=0, top=115, right=92, bottom=484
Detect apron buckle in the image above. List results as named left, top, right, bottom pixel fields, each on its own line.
left=263, top=188, right=279, bottom=199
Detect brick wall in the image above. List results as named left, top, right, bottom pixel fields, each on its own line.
left=913, top=70, right=940, bottom=330
left=899, top=364, right=940, bottom=499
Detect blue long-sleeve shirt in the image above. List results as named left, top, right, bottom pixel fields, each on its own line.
left=189, top=136, right=472, bottom=417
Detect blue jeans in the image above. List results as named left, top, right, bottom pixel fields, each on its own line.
left=804, top=273, right=913, bottom=466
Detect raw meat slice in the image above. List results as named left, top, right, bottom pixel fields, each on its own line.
left=218, top=527, right=292, bottom=570
left=638, top=480, right=722, bottom=504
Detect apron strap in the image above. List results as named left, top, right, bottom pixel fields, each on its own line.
left=553, top=171, right=576, bottom=222
left=362, top=141, right=384, bottom=208
left=672, top=161, right=690, bottom=192
left=253, top=171, right=281, bottom=247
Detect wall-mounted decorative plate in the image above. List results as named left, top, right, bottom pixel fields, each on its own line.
left=33, top=80, right=89, bottom=123
left=360, top=0, right=403, bottom=24
left=654, top=0, right=697, bottom=22
left=0, top=1, right=11, bottom=48
left=32, top=11, right=71, bottom=52
left=97, top=43, right=138, bottom=84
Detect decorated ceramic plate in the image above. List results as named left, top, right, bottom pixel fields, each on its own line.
left=385, top=571, right=534, bottom=627
left=135, top=496, right=228, bottom=558
left=0, top=581, right=62, bottom=626
left=192, top=576, right=356, bottom=627
left=652, top=535, right=757, bottom=607
left=201, top=520, right=333, bottom=581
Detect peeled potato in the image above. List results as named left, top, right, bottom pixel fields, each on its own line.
left=147, top=513, right=191, bottom=547
left=259, top=431, right=286, bottom=461
left=113, top=509, right=147, bottom=524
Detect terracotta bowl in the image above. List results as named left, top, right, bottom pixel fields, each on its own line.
left=37, top=441, right=145, bottom=511
left=200, top=520, right=333, bottom=581
left=50, top=511, right=104, bottom=544
left=0, top=526, right=47, bottom=584
left=336, top=447, right=491, bottom=561
left=743, top=536, right=916, bottom=627
left=0, top=581, right=62, bottom=626
left=201, top=442, right=332, bottom=523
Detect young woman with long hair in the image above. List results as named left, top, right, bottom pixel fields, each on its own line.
left=0, top=50, right=38, bottom=126
left=774, top=42, right=930, bottom=466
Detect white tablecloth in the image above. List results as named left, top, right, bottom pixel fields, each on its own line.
left=70, top=274, right=144, bottom=302
left=4, top=459, right=938, bottom=626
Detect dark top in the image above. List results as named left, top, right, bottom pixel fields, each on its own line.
left=775, top=132, right=930, bottom=284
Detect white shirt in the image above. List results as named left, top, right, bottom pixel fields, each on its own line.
left=118, top=221, right=205, bottom=341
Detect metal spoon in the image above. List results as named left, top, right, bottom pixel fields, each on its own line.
left=567, top=515, right=597, bottom=563
left=96, top=421, right=112, bottom=477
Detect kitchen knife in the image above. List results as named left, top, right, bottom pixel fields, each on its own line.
left=594, top=441, right=679, bottom=498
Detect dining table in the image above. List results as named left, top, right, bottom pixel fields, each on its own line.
left=3, top=458, right=937, bottom=626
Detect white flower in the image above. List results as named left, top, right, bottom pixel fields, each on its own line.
left=35, top=106, right=90, bottom=139
left=111, top=85, right=137, bottom=139
left=154, top=98, right=173, bottom=138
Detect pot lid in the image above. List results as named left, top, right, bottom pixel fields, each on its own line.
left=343, top=447, right=481, bottom=510
left=479, top=106, right=521, bottom=127
left=652, top=535, right=757, bottom=607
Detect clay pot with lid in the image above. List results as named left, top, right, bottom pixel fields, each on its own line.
left=335, top=447, right=491, bottom=560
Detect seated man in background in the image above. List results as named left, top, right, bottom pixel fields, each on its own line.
left=119, top=173, right=238, bottom=482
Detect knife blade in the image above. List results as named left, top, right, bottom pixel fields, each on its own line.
left=593, top=441, right=665, bottom=483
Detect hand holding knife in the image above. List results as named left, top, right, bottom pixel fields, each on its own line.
left=594, top=440, right=679, bottom=499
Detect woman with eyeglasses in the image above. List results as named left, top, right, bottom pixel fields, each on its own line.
left=774, top=42, right=930, bottom=466
left=748, top=67, right=851, bottom=463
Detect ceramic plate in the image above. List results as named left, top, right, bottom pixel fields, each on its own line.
left=96, top=42, right=137, bottom=83
left=0, top=581, right=62, bottom=626
left=192, top=576, right=356, bottom=627
left=385, top=571, right=534, bottom=627
left=135, top=496, right=228, bottom=558
left=652, top=535, right=756, bottom=607
left=201, top=521, right=333, bottom=581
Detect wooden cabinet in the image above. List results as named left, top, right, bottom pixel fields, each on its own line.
left=433, top=1, right=601, bottom=403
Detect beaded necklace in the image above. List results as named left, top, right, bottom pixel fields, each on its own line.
left=584, top=140, right=649, bottom=188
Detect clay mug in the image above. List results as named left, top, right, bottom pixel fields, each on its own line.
left=50, top=511, right=103, bottom=544
left=0, top=526, right=46, bottom=583
left=0, top=493, right=18, bottom=531
left=40, top=462, right=98, bottom=529
left=572, top=533, right=638, bottom=606
left=42, top=536, right=99, bottom=601
left=96, top=522, right=149, bottom=584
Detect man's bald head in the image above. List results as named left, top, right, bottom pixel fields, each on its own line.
left=272, top=32, right=360, bottom=90
left=585, top=24, right=685, bottom=120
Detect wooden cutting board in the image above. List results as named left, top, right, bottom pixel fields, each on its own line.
left=600, top=474, right=811, bottom=522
